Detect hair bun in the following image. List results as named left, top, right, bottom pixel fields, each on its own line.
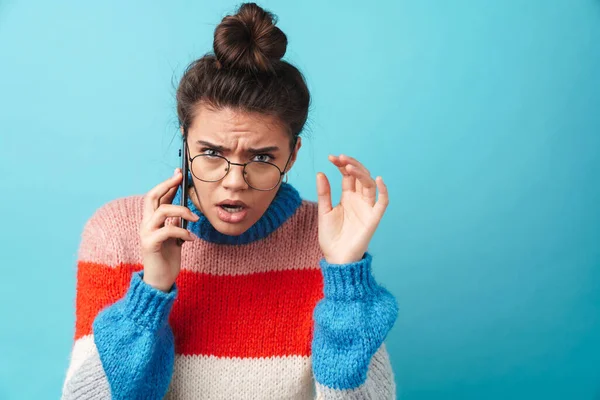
left=213, top=2, right=287, bottom=72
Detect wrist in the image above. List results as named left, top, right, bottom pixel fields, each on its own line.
left=324, top=252, right=365, bottom=265
left=142, top=274, right=175, bottom=293
left=125, top=271, right=178, bottom=331
left=319, top=252, right=379, bottom=301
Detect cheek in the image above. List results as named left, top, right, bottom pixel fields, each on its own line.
left=250, top=190, right=276, bottom=208
left=190, top=181, right=217, bottom=213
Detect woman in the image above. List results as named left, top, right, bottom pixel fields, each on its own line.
left=61, top=3, right=398, bottom=399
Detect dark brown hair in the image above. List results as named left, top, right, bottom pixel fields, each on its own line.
left=176, top=2, right=310, bottom=150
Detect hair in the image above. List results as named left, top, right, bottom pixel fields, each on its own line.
left=176, top=2, right=310, bottom=151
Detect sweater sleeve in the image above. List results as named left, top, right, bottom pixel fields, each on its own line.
left=311, top=252, right=399, bottom=399
left=61, top=202, right=178, bottom=400
left=92, top=270, right=177, bottom=400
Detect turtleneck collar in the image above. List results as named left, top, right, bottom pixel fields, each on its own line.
left=171, top=172, right=303, bottom=245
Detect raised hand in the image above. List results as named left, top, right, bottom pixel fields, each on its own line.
left=316, top=154, right=389, bottom=265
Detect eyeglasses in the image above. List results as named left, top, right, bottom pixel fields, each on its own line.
left=185, top=137, right=297, bottom=191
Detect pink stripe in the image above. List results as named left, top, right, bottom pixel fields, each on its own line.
left=78, top=195, right=323, bottom=275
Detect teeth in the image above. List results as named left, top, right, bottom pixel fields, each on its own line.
left=221, top=205, right=243, bottom=213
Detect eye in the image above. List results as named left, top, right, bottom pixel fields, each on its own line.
left=201, top=148, right=221, bottom=157
left=253, top=154, right=274, bottom=163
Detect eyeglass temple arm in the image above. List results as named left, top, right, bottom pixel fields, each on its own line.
left=280, top=136, right=298, bottom=176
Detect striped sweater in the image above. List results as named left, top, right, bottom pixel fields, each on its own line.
left=61, top=180, right=399, bottom=399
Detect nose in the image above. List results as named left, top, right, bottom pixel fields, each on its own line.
left=222, top=162, right=249, bottom=191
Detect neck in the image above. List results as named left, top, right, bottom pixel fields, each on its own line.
left=171, top=177, right=303, bottom=245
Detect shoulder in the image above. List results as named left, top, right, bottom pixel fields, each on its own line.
left=277, top=198, right=323, bottom=261
left=84, top=194, right=145, bottom=233
left=289, top=198, right=319, bottom=229
left=277, top=197, right=320, bottom=242
left=78, top=194, right=145, bottom=266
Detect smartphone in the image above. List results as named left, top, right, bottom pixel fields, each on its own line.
left=180, top=137, right=189, bottom=231
left=176, top=137, right=189, bottom=246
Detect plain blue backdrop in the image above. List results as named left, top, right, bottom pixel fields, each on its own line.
left=0, top=1, right=599, bottom=399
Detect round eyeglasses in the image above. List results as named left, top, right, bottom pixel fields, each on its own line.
left=186, top=137, right=297, bottom=191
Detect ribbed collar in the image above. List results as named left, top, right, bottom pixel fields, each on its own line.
left=171, top=172, right=303, bottom=245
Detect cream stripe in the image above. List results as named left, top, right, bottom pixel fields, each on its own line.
left=315, top=343, right=396, bottom=400
left=78, top=196, right=323, bottom=276
left=62, top=335, right=97, bottom=388
left=63, top=335, right=317, bottom=399
left=165, top=353, right=315, bottom=399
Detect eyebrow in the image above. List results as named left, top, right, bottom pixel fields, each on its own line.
left=195, top=140, right=280, bottom=153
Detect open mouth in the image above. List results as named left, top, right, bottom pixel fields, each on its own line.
left=219, top=205, right=245, bottom=213
left=216, top=200, right=249, bottom=223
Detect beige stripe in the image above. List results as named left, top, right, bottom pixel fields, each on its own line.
left=165, top=354, right=315, bottom=399
left=315, top=342, right=396, bottom=400
left=62, top=335, right=97, bottom=388
left=62, top=335, right=316, bottom=400
left=78, top=195, right=323, bottom=275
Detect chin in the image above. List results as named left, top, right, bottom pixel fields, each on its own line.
left=215, top=224, right=247, bottom=236
left=208, top=215, right=253, bottom=236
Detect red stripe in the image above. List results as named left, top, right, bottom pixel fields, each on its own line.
left=75, top=261, right=139, bottom=341
left=75, top=262, right=324, bottom=357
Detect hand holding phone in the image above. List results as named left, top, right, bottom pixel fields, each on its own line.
left=138, top=167, right=200, bottom=292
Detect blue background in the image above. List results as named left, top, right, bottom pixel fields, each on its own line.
left=1, top=1, right=599, bottom=399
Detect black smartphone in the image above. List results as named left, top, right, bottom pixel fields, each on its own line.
left=180, top=137, right=189, bottom=231
left=176, top=137, right=189, bottom=246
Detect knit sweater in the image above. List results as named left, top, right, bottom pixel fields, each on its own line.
left=61, top=179, right=399, bottom=399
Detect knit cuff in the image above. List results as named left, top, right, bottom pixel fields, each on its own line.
left=319, top=252, right=380, bottom=301
left=123, top=270, right=178, bottom=332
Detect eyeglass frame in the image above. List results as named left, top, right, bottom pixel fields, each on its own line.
left=184, top=135, right=298, bottom=192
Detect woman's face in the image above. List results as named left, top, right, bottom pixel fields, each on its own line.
left=182, top=103, right=301, bottom=236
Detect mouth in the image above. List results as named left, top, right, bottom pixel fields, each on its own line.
left=217, top=200, right=248, bottom=213
left=219, top=205, right=245, bottom=213
left=216, top=200, right=249, bottom=224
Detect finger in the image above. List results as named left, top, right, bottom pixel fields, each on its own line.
left=329, top=155, right=355, bottom=192
left=328, top=155, right=348, bottom=174
left=316, top=172, right=333, bottom=216
left=338, top=154, right=377, bottom=201
left=158, top=185, right=184, bottom=228
left=345, top=164, right=377, bottom=206
left=147, top=204, right=199, bottom=231
left=373, top=176, right=389, bottom=219
left=143, top=169, right=182, bottom=222
left=145, top=225, right=196, bottom=247
left=355, top=174, right=364, bottom=197
left=331, top=163, right=353, bottom=186
left=329, top=155, right=355, bottom=177
left=338, top=154, right=371, bottom=178
left=160, top=185, right=178, bottom=207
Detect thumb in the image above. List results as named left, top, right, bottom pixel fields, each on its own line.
left=316, top=172, right=332, bottom=216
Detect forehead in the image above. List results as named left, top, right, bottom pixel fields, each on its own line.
left=189, top=104, right=288, bottom=144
